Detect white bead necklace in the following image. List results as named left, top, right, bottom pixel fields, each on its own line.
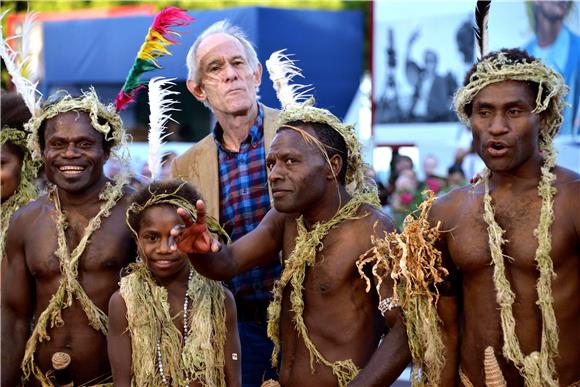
left=157, top=268, right=193, bottom=386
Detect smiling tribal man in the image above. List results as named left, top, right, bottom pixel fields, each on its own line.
left=1, top=90, right=135, bottom=386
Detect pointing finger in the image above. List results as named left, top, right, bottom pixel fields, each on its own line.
left=176, top=207, right=195, bottom=228
left=195, top=200, right=207, bottom=226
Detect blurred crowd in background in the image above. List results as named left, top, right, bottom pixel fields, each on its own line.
left=370, top=147, right=477, bottom=229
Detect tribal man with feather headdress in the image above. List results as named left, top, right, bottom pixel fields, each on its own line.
left=358, top=2, right=580, bottom=386
left=1, top=7, right=192, bottom=386
left=2, top=87, right=136, bottom=387
left=171, top=50, right=411, bottom=387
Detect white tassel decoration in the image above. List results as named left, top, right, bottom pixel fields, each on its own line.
left=147, top=76, right=179, bottom=181
left=484, top=346, right=507, bottom=387
left=20, top=11, right=37, bottom=71
left=0, top=10, right=42, bottom=115
left=265, top=49, right=312, bottom=109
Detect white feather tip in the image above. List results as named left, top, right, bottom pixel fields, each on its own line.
left=0, top=10, right=42, bottom=115
left=266, top=49, right=312, bottom=108
left=147, top=76, right=180, bottom=180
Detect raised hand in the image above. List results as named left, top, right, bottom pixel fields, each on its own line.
left=408, top=28, right=421, bottom=45
left=171, top=200, right=221, bottom=254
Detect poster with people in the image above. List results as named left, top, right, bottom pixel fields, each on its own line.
left=373, top=1, right=580, bottom=136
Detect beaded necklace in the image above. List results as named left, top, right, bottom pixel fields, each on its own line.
left=157, top=268, right=193, bottom=386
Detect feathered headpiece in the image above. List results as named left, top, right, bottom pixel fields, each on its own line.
left=474, top=1, right=491, bottom=59
left=0, top=10, right=42, bottom=115
left=26, top=88, right=129, bottom=160
left=266, top=50, right=377, bottom=202
left=115, top=7, right=193, bottom=112
left=146, top=77, right=179, bottom=180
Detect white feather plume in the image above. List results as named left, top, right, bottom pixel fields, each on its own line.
left=20, top=11, right=38, bottom=69
left=266, top=49, right=312, bottom=108
left=0, top=10, right=41, bottom=115
left=147, top=77, right=179, bottom=181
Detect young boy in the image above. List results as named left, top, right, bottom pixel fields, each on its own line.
left=107, top=180, right=241, bottom=386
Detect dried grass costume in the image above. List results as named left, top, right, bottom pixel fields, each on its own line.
left=357, top=48, right=568, bottom=387
left=357, top=2, right=570, bottom=384
left=122, top=185, right=230, bottom=386
left=455, top=50, right=566, bottom=387
left=20, top=90, right=130, bottom=387
left=263, top=51, right=379, bottom=387
left=15, top=7, right=193, bottom=385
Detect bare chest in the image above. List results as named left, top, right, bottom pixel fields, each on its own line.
left=281, top=224, right=370, bottom=300
left=25, top=205, right=133, bottom=279
left=446, top=190, right=571, bottom=274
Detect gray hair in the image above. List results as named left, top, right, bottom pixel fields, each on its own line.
left=186, top=19, right=260, bottom=84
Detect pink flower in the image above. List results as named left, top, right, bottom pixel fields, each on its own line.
left=399, top=191, right=414, bottom=205
left=426, top=177, right=442, bottom=193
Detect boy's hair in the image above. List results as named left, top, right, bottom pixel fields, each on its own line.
left=279, top=120, right=348, bottom=184
left=447, top=164, right=465, bottom=177
left=1, top=92, right=32, bottom=131
left=127, top=179, right=202, bottom=234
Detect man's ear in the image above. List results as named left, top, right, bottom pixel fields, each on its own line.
left=537, top=111, right=547, bottom=141
left=101, top=131, right=111, bottom=160
left=254, top=63, right=263, bottom=88
left=327, top=153, right=343, bottom=181
left=187, top=79, right=206, bottom=102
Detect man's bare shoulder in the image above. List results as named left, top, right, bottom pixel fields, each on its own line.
left=430, top=184, right=482, bottom=227
left=9, top=193, right=52, bottom=227
left=553, top=166, right=580, bottom=230
left=264, top=207, right=297, bottom=232
left=4, top=195, right=54, bottom=251
left=554, top=165, right=580, bottom=190
left=357, top=203, right=396, bottom=234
